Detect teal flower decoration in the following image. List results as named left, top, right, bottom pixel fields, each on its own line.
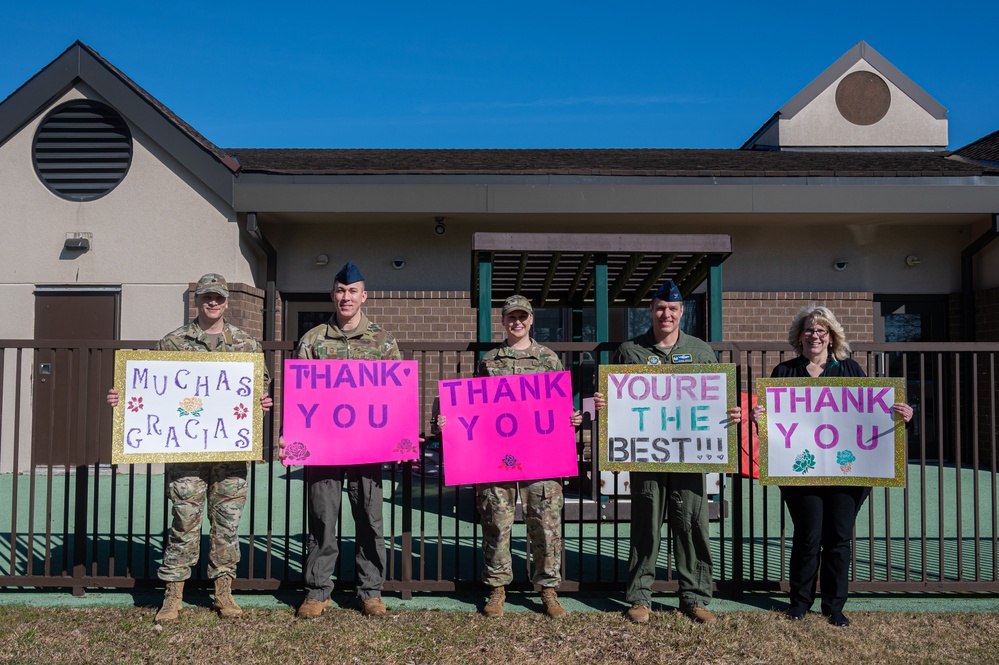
left=793, top=450, right=816, bottom=474
left=836, top=450, right=857, bottom=466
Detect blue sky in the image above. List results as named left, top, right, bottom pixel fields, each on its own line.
left=2, top=2, right=997, bottom=150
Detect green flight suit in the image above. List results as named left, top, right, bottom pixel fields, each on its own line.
left=615, top=329, right=717, bottom=609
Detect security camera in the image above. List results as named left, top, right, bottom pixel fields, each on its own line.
left=833, top=260, right=849, bottom=272
left=392, top=259, right=406, bottom=270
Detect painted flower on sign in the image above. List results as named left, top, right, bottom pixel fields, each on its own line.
left=793, top=450, right=816, bottom=474
left=498, top=454, right=523, bottom=471
left=126, top=396, right=143, bottom=412
left=283, top=441, right=310, bottom=462
left=393, top=439, right=418, bottom=455
left=836, top=449, right=856, bottom=474
left=233, top=403, right=249, bottom=420
left=177, top=397, right=204, bottom=417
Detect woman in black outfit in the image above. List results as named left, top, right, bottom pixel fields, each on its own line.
left=752, top=305, right=912, bottom=627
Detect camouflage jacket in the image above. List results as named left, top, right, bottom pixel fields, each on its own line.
left=156, top=320, right=271, bottom=386
left=296, top=312, right=402, bottom=361
left=476, top=339, right=563, bottom=377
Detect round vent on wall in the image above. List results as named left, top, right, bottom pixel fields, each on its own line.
left=835, top=71, right=891, bottom=126
left=32, top=100, right=133, bottom=201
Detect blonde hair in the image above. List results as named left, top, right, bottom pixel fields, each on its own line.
left=787, top=305, right=852, bottom=360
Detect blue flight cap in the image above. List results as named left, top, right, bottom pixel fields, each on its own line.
left=335, top=261, right=365, bottom=285
left=652, top=280, right=683, bottom=302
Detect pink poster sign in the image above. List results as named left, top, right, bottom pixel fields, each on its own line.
left=438, top=371, right=578, bottom=486
left=281, top=359, right=421, bottom=466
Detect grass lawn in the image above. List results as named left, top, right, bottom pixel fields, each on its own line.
left=1, top=605, right=997, bottom=664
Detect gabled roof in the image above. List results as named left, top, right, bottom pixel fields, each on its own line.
left=228, top=147, right=990, bottom=177
left=0, top=41, right=238, bottom=203
left=743, top=41, right=947, bottom=149
left=953, top=129, right=999, bottom=167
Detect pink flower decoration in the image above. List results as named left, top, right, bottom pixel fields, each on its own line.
left=233, top=403, right=249, bottom=420
left=127, top=397, right=143, bottom=412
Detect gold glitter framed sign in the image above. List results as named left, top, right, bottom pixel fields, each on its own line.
left=597, top=363, right=738, bottom=473
left=756, top=378, right=906, bottom=487
left=112, top=350, right=266, bottom=464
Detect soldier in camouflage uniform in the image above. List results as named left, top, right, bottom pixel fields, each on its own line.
left=288, top=261, right=401, bottom=620
left=107, top=273, right=273, bottom=622
left=443, top=295, right=582, bottom=618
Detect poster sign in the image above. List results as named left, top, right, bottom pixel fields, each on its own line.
left=756, top=378, right=906, bottom=487
left=281, top=359, right=420, bottom=466
left=438, top=371, right=577, bottom=486
left=112, top=351, right=266, bottom=464
left=597, top=364, right=738, bottom=473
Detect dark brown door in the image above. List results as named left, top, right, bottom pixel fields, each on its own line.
left=32, top=290, right=118, bottom=466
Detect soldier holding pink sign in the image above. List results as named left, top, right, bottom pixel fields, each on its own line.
left=440, top=294, right=582, bottom=619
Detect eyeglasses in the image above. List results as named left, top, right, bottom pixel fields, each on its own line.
left=803, top=328, right=829, bottom=338
left=199, top=294, right=227, bottom=304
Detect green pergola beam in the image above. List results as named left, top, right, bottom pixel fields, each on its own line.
left=708, top=258, right=723, bottom=343
left=595, top=253, right=609, bottom=364
left=477, top=252, right=493, bottom=343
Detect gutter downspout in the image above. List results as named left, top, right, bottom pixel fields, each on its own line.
left=960, top=213, right=999, bottom=342
left=243, top=212, right=278, bottom=342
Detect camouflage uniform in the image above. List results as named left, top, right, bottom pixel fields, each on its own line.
left=298, top=313, right=403, bottom=602
left=156, top=320, right=269, bottom=582
left=476, top=340, right=565, bottom=588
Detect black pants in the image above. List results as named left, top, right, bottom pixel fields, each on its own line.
left=781, top=485, right=870, bottom=615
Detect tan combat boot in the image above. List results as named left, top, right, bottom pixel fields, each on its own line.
left=541, top=587, right=566, bottom=619
left=359, top=597, right=387, bottom=617
left=483, top=586, right=505, bottom=618
left=155, top=581, right=184, bottom=622
left=296, top=597, right=332, bottom=619
left=212, top=575, right=242, bottom=618
left=626, top=603, right=650, bottom=624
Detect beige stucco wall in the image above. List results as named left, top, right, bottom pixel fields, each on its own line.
left=264, top=216, right=973, bottom=296
left=0, top=86, right=258, bottom=471
left=0, top=85, right=258, bottom=339
left=779, top=61, right=948, bottom=147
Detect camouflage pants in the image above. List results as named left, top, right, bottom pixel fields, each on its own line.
left=477, top=479, right=563, bottom=588
left=158, top=462, right=249, bottom=582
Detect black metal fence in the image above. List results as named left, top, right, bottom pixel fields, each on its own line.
left=1, top=340, right=996, bottom=597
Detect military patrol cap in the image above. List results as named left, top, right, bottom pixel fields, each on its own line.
left=502, top=294, right=534, bottom=316
left=652, top=280, right=682, bottom=302
left=194, top=273, right=229, bottom=298
left=335, top=261, right=365, bottom=285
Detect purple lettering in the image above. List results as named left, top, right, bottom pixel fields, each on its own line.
left=457, top=415, right=478, bottom=441
left=493, top=378, right=515, bottom=402
left=297, top=403, right=319, bottom=428
left=814, top=387, right=838, bottom=412
left=677, top=375, right=697, bottom=401
left=332, top=404, right=355, bottom=428
left=496, top=413, right=518, bottom=437
left=815, top=424, right=839, bottom=449
left=776, top=422, right=798, bottom=448
left=627, top=376, right=650, bottom=400
left=609, top=374, right=630, bottom=399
